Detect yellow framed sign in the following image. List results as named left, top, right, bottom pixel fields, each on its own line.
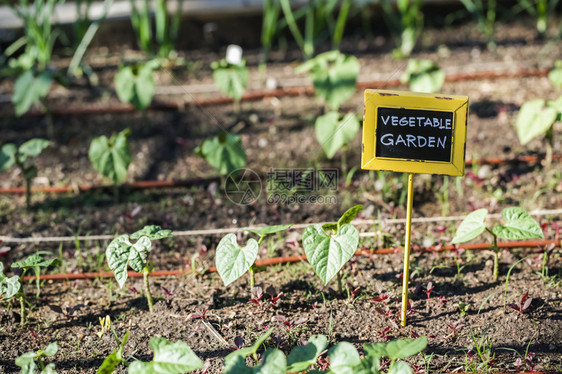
left=362, top=89, right=469, bottom=176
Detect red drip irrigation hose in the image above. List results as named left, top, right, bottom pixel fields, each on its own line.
left=22, top=239, right=560, bottom=282
left=5, top=68, right=549, bottom=118
left=1, top=153, right=559, bottom=196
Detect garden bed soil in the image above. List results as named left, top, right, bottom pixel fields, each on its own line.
left=0, top=17, right=562, bottom=374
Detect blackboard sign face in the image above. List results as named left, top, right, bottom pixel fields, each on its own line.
left=362, top=90, right=468, bottom=176
left=375, top=107, right=453, bottom=162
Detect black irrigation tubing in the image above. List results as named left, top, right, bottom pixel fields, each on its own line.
left=0, top=68, right=549, bottom=118
left=21, top=239, right=561, bottom=282
left=0, top=152, right=561, bottom=196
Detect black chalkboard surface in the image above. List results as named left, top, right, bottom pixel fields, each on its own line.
left=375, top=107, right=453, bottom=162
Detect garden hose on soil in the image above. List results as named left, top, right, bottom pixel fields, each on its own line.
left=0, top=153, right=560, bottom=196
left=22, top=239, right=560, bottom=282
left=0, top=67, right=549, bottom=118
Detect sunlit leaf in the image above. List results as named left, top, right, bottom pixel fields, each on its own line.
left=128, top=337, right=203, bottom=374
left=215, top=234, right=259, bottom=286
left=493, top=207, right=544, bottom=240
left=286, top=335, right=328, bottom=372
left=303, top=224, right=359, bottom=284
left=315, top=112, right=359, bottom=159
left=451, top=209, right=488, bottom=244
left=515, top=99, right=557, bottom=146
left=328, top=342, right=361, bottom=374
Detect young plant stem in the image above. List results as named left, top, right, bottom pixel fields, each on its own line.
left=19, top=295, right=25, bottom=326
left=336, top=271, right=343, bottom=295
left=486, top=228, right=499, bottom=282
left=143, top=267, right=153, bottom=313
left=34, top=267, right=40, bottom=299
left=249, top=265, right=256, bottom=289
left=249, top=235, right=265, bottom=289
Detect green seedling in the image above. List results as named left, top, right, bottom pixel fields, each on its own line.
left=381, top=0, right=424, bottom=59
left=11, top=70, right=54, bottom=117
left=15, top=342, right=58, bottom=374
left=115, top=59, right=160, bottom=111
left=516, top=0, right=560, bottom=36
left=260, top=0, right=281, bottom=70
left=296, top=50, right=359, bottom=113
left=2, top=0, right=63, bottom=117
left=279, top=0, right=353, bottom=60
left=226, top=331, right=426, bottom=373
left=458, top=301, right=470, bottom=317
left=129, top=0, right=182, bottom=58
left=211, top=45, right=249, bottom=113
left=549, top=60, right=562, bottom=88
left=303, top=205, right=362, bottom=293
left=400, top=59, right=445, bottom=93
left=452, top=207, right=544, bottom=282
left=514, top=96, right=562, bottom=165
left=215, top=224, right=293, bottom=288
left=88, top=128, right=132, bottom=200
left=128, top=336, right=203, bottom=373
left=458, top=0, right=497, bottom=50
left=105, top=225, right=173, bottom=313
left=0, top=139, right=50, bottom=209
left=96, top=330, right=129, bottom=374
left=295, top=50, right=360, bottom=164
left=11, top=252, right=59, bottom=325
left=195, top=132, right=246, bottom=175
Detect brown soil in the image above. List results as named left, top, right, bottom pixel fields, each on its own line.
left=0, top=17, right=562, bottom=374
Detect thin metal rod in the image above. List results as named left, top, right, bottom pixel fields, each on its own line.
left=401, top=173, right=415, bottom=327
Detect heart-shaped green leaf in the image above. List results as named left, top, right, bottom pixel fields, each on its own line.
left=493, top=207, right=544, bottom=240
left=130, top=225, right=173, bottom=241
left=303, top=224, right=359, bottom=284
left=254, top=349, right=286, bottom=374
left=328, top=342, right=361, bottom=374
left=196, top=133, right=246, bottom=175
left=400, top=59, right=444, bottom=93
left=388, top=361, right=414, bottom=374
left=515, top=99, right=557, bottom=146
left=451, top=209, right=488, bottom=244
left=0, top=262, right=21, bottom=299
left=88, top=129, right=132, bottom=185
left=296, top=51, right=360, bottom=111
left=12, top=70, right=53, bottom=116
left=212, top=60, right=249, bottom=102
left=224, top=330, right=273, bottom=373
left=0, top=143, right=16, bottom=171
left=115, top=62, right=156, bottom=111
left=19, top=139, right=51, bottom=159
left=286, top=335, right=328, bottom=373
left=106, top=235, right=152, bottom=288
left=315, top=112, right=359, bottom=159
left=128, top=337, right=203, bottom=374
left=383, top=336, right=427, bottom=360
left=215, top=234, right=259, bottom=286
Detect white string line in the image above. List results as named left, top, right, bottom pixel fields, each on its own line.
left=1, top=208, right=561, bottom=244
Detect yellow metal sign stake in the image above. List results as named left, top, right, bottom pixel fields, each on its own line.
left=400, top=173, right=415, bottom=327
